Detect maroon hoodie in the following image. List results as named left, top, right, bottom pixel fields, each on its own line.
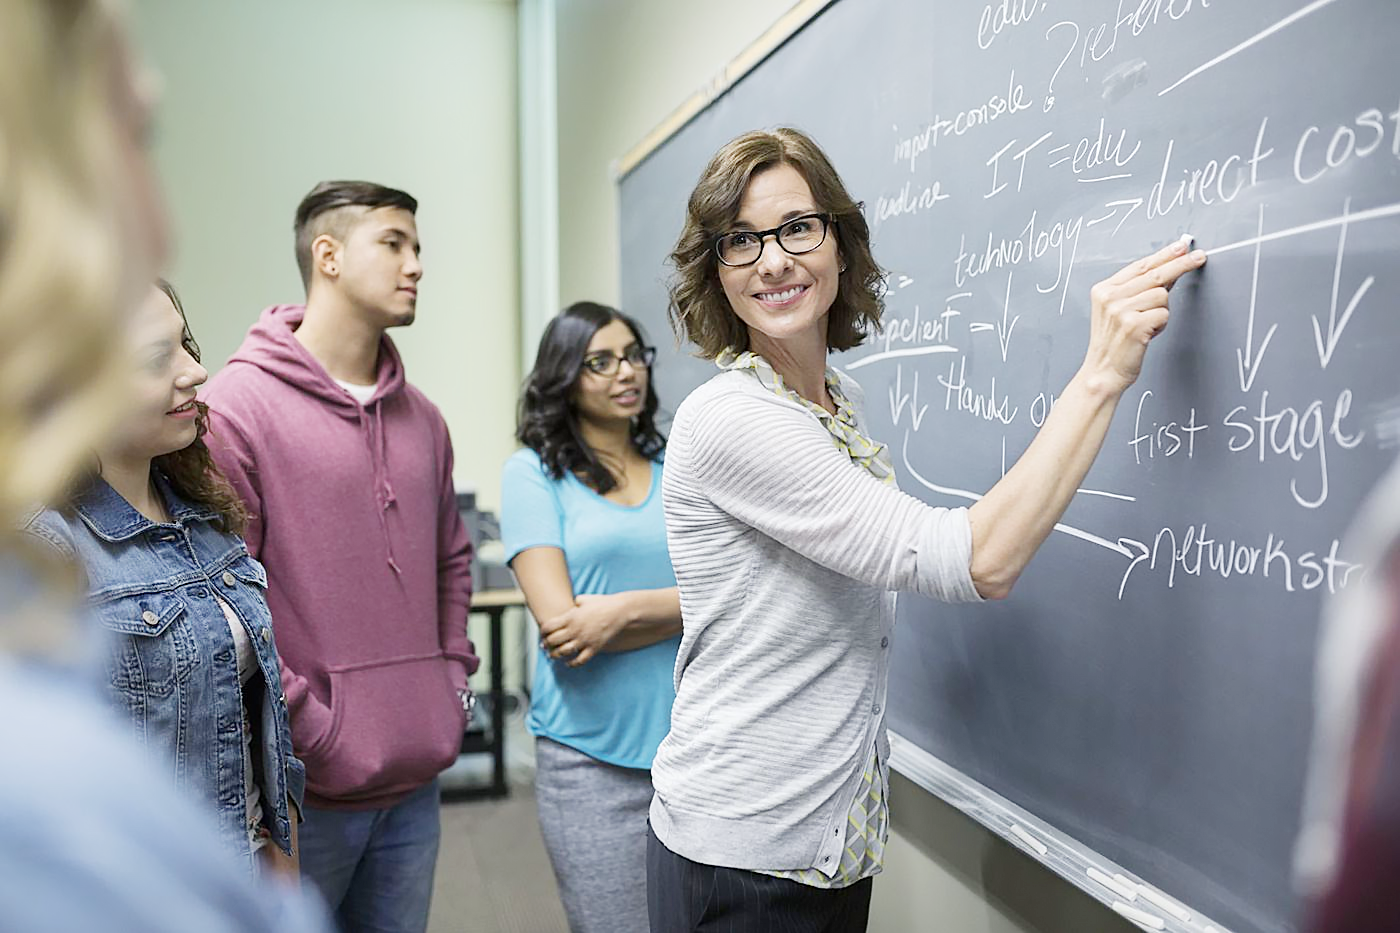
left=203, top=304, right=477, bottom=811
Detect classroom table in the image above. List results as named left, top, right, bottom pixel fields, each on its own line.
left=451, top=588, right=526, bottom=800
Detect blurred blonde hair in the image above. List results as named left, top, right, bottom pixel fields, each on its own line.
left=0, top=0, right=135, bottom=532
left=0, top=0, right=145, bottom=649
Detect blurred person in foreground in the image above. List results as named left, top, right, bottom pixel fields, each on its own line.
left=1298, top=442, right=1400, bottom=933
left=0, top=2, right=328, bottom=929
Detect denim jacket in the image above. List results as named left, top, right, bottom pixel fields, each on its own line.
left=23, top=474, right=305, bottom=866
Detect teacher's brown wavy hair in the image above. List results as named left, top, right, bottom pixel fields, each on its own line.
left=667, top=127, right=886, bottom=360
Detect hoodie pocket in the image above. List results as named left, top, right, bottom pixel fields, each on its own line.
left=306, top=651, right=463, bottom=801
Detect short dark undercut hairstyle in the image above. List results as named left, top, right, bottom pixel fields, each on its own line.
left=293, top=180, right=418, bottom=290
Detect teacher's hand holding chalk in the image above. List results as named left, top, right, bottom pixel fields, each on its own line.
left=1084, top=235, right=1208, bottom=393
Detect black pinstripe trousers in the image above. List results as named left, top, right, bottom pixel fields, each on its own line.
left=646, top=825, right=873, bottom=933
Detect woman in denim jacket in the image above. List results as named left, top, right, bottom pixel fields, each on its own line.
left=25, top=281, right=304, bottom=879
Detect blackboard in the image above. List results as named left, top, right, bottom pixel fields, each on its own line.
left=617, top=2, right=1400, bottom=931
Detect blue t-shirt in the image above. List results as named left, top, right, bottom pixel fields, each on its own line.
left=500, top=447, right=679, bottom=770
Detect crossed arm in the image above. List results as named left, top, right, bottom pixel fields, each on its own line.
left=510, top=546, right=681, bottom=667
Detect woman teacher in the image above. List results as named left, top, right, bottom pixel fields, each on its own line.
left=647, top=127, right=1208, bottom=932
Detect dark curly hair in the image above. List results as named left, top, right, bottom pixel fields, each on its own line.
left=668, top=127, right=886, bottom=359
left=517, top=302, right=665, bottom=494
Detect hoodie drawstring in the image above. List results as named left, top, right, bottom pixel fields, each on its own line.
left=231, top=306, right=410, bottom=577
left=357, top=403, right=402, bottom=576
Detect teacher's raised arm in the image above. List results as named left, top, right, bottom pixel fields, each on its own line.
left=646, top=126, right=1207, bottom=933
left=968, top=237, right=1206, bottom=598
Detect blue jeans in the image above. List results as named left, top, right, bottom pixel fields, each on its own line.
left=298, top=779, right=441, bottom=933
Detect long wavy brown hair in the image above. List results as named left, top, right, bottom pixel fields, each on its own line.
left=148, top=280, right=248, bottom=536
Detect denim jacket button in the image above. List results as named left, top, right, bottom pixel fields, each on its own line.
left=222, top=571, right=236, bottom=587
left=260, top=627, right=271, bottom=642
left=141, top=610, right=158, bottom=627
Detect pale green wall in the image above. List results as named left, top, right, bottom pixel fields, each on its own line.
left=551, top=0, right=797, bottom=310
left=128, top=0, right=519, bottom=510
left=547, top=3, right=1134, bottom=930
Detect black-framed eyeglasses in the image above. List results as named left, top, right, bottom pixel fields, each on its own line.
left=713, top=213, right=832, bottom=267
left=582, top=345, right=656, bottom=376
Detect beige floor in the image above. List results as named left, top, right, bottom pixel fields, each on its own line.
left=428, top=778, right=569, bottom=933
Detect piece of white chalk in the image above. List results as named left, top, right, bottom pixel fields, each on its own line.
left=1009, top=823, right=1048, bottom=856
left=1137, top=886, right=1192, bottom=923
left=1112, top=901, right=1166, bottom=930
left=1179, top=232, right=1195, bottom=248
left=1088, top=866, right=1138, bottom=901
left=1113, top=873, right=1141, bottom=900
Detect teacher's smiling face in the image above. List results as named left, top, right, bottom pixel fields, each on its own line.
left=716, top=163, right=842, bottom=350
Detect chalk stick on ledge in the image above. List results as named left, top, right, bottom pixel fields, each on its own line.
left=1137, top=885, right=1193, bottom=923
left=1009, top=822, right=1048, bottom=856
left=1113, top=873, right=1142, bottom=900
left=1088, top=866, right=1139, bottom=902
left=1112, top=901, right=1167, bottom=930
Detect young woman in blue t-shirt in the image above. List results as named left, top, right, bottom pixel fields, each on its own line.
left=501, top=301, right=681, bottom=933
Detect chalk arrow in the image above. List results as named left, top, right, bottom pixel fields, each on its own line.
left=889, top=365, right=911, bottom=425
left=1312, top=198, right=1374, bottom=370
left=996, top=271, right=1020, bottom=363
left=909, top=371, right=929, bottom=431
left=1116, top=537, right=1150, bottom=601
left=1235, top=205, right=1277, bottom=393
left=1081, top=198, right=1146, bottom=234
left=888, top=365, right=928, bottom=431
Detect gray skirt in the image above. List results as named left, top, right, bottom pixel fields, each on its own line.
left=534, top=736, right=654, bottom=933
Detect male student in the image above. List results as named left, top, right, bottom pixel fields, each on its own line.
left=204, top=181, right=477, bottom=933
